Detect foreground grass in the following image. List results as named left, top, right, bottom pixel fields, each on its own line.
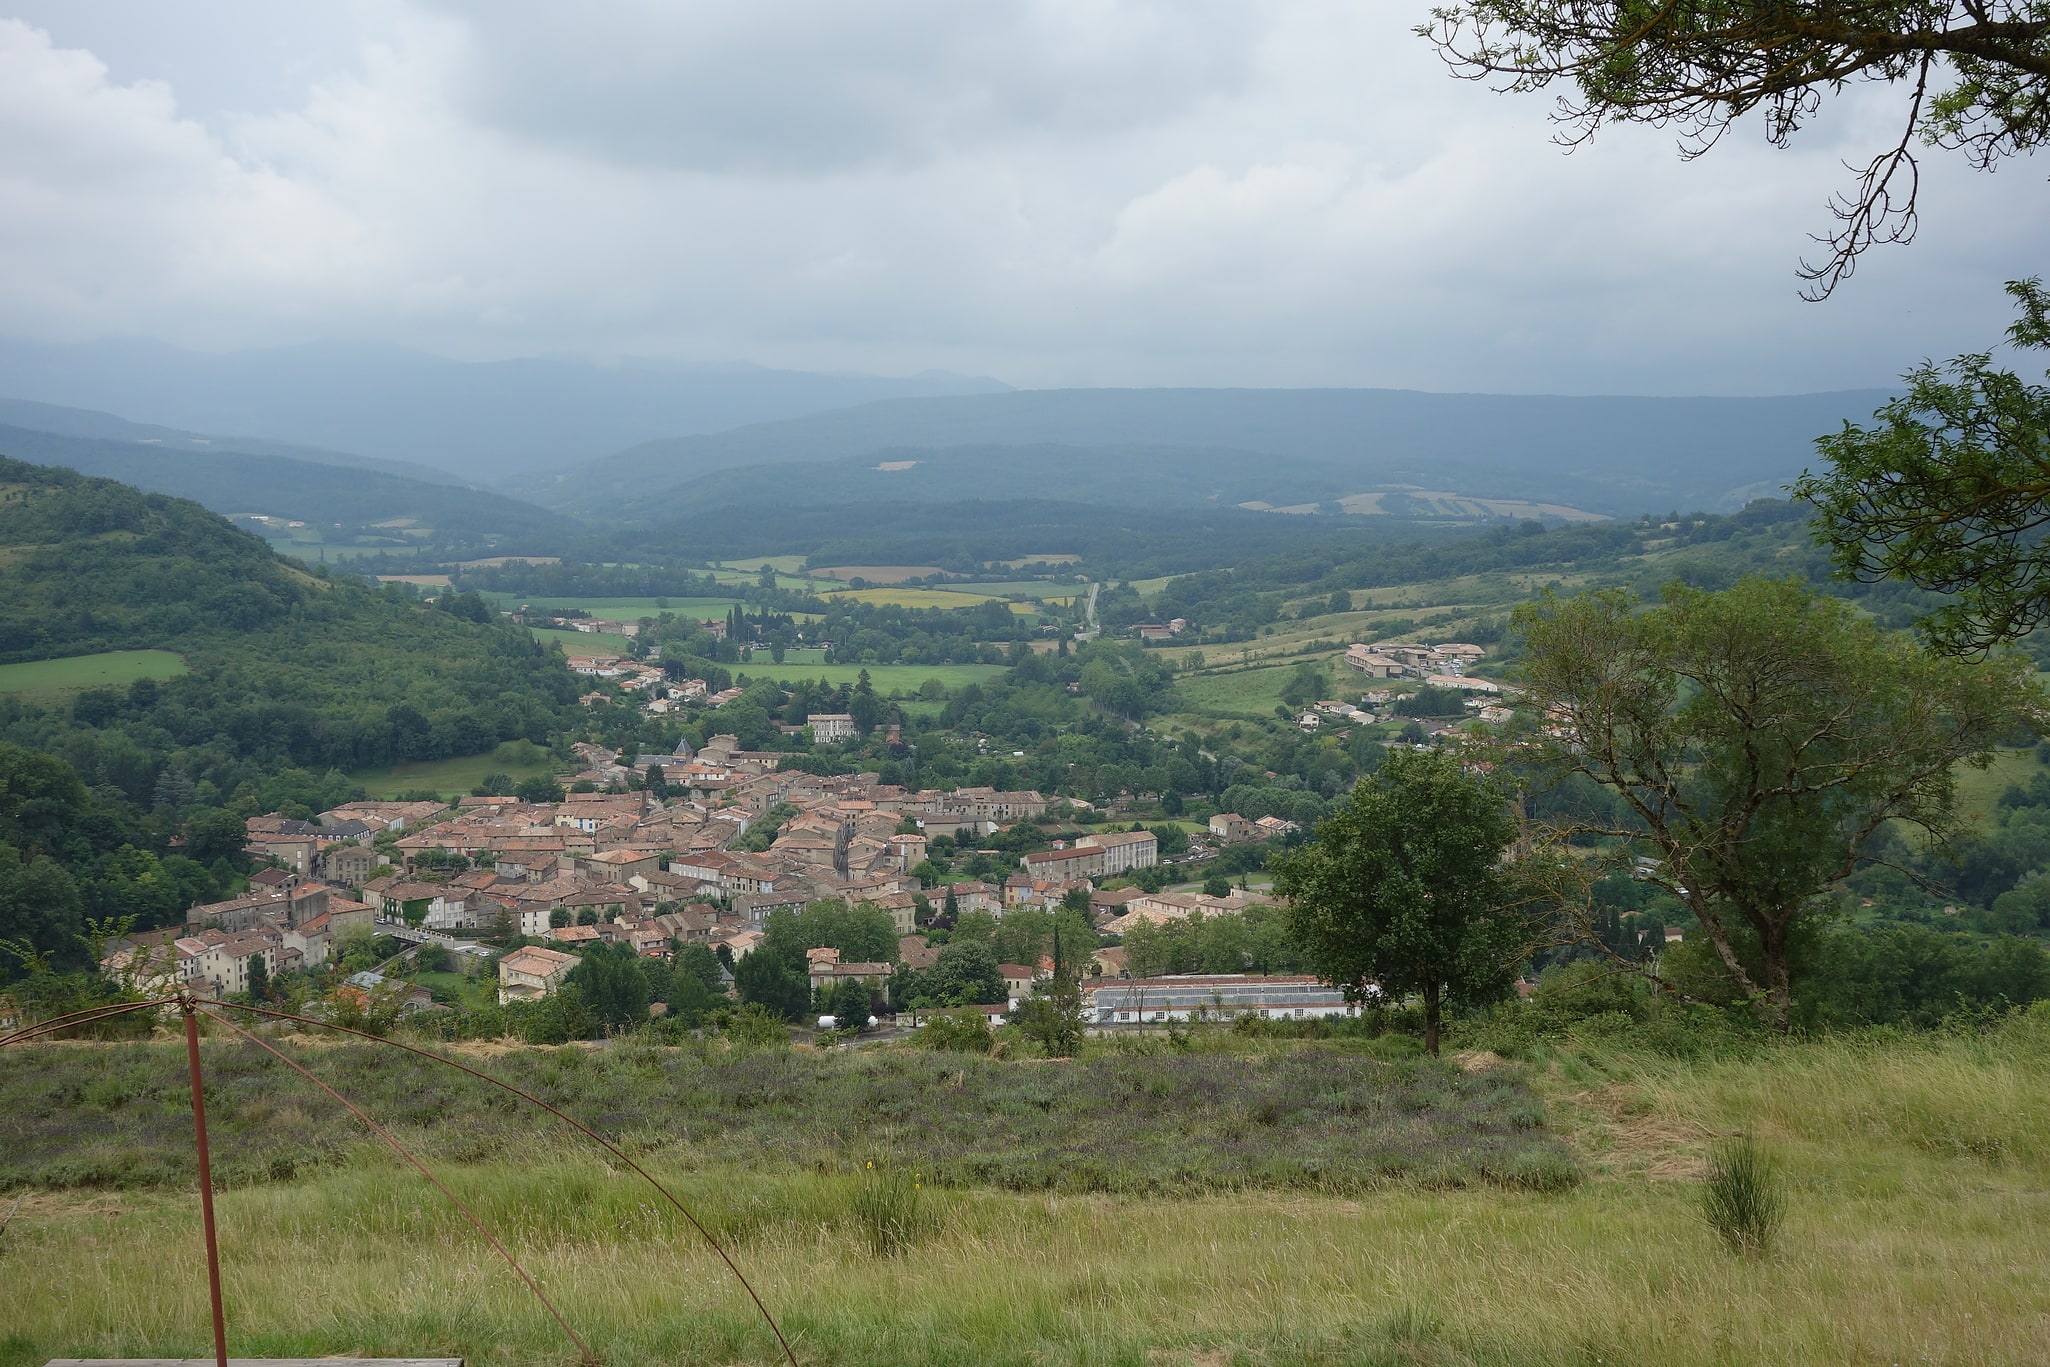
left=5, top=1024, right=2048, bottom=1364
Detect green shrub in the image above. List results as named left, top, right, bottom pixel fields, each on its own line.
left=918, top=1010, right=995, bottom=1053
left=1702, top=1134, right=1785, bottom=1256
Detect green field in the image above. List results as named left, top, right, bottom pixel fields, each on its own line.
left=1172, top=662, right=1322, bottom=718
left=349, top=739, right=558, bottom=799
left=0, top=649, right=188, bottom=699
left=530, top=626, right=638, bottom=656
left=733, top=662, right=1007, bottom=695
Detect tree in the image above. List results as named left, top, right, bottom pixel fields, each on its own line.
left=568, top=947, right=651, bottom=1034
left=516, top=776, right=565, bottom=804
left=1272, top=748, right=1530, bottom=1054
left=923, top=938, right=1006, bottom=1005
left=1014, top=972, right=1087, bottom=1056
left=1515, top=576, right=2045, bottom=1029
left=829, top=975, right=875, bottom=1025
left=1420, top=0, right=2050, bottom=296
left=1795, top=281, right=2050, bottom=651
left=243, top=953, right=270, bottom=1003
left=733, top=947, right=812, bottom=1020
left=1203, top=874, right=1232, bottom=898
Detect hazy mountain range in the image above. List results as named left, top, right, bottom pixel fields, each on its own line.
left=0, top=338, right=1896, bottom=553
left=0, top=338, right=1010, bottom=480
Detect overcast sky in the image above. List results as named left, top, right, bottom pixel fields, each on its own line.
left=1, top=1, right=2043, bottom=394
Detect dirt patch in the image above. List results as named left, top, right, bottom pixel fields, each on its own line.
left=1579, top=1081, right=1711, bottom=1180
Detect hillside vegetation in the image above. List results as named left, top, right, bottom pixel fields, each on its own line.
left=0, top=457, right=580, bottom=880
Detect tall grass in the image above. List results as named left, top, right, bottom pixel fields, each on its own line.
left=1702, top=1135, right=1785, bottom=1255
left=850, top=1162, right=934, bottom=1257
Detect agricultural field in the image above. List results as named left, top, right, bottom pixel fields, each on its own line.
left=812, top=565, right=949, bottom=584
left=1171, top=662, right=1324, bottom=719
left=735, top=662, right=1006, bottom=695
left=478, top=594, right=742, bottom=619
left=713, top=556, right=809, bottom=575
left=6, top=1020, right=2049, bottom=1366
left=825, top=588, right=1008, bottom=610
left=0, top=649, right=187, bottom=700
left=349, top=739, right=558, bottom=799
left=529, top=626, right=638, bottom=656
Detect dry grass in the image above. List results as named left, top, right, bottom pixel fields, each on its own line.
left=7, top=1023, right=2050, bottom=1365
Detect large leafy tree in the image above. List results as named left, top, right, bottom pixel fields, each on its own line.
left=1515, top=576, right=2044, bottom=1029
left=1420, top=0, right=2050, bottom=295
left=1794, top=280, right=2050, bottom=651
left=1272, top=748, right=1531, bottom=1054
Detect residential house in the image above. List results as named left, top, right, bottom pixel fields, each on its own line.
left=498, top=946, right=581, bottom=1004
left=805, top=947, right=892, bottom=1006
left=1207, top=813, right=1259, bottom=844
left=998, top=962, right=1042, bottom=1004
left=323, top=843, right=383, bottom=885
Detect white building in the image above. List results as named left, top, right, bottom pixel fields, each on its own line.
left=807, top=714, right=858, bottom=744
left=1085, top=974, right=1367, bottom=1025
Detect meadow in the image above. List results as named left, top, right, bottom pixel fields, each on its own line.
left=0, top=649, right=187, bottom=700
left=349, top=739, right=558, bottom=799
left=736, top=662, right=1007, bottom=694
left=6, top=1016, right=2049, bottom=1365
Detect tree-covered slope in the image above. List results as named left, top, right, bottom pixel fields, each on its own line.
left=0, top=458, right=583, bottom=792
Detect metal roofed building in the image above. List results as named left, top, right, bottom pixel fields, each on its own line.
left=1084, top=974, right=1369, bottom=1025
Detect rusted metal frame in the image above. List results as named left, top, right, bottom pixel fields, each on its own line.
left=209, top=999, right=799, bottom=1367
left=197, top=1007, right=601, bottom=1367
left=182, top=1000, right=230, bottom=1367
left=0, top=997, right=171, bottom=1048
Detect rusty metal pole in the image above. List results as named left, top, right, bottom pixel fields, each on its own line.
left=183, top=996, right=230, bottom=1367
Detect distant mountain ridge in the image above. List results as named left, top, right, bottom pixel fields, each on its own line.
left=540, top=386, right=1893, bottom=521
left=0, top=411, right=573, bottom=554
left=0, top=338, right=1011, bottom=480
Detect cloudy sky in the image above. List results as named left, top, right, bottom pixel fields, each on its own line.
left=1, top=0, right=2042, bottom=394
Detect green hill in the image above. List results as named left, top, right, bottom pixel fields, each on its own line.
left=0, top=456, right=582, bottom=797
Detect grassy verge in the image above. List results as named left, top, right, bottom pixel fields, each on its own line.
left=7, top=1022, right=2048, bottom=1365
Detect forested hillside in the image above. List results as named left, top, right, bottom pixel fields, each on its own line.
left=0, top=456, right=582, bottom=807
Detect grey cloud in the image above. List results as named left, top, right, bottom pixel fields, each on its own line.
left=422, top=0, right=1265, bottom=173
